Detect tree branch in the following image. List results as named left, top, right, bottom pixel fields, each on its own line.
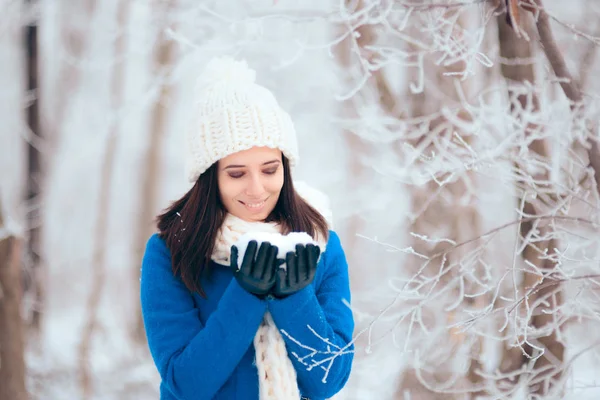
left=523, top=0, right=600, bottom=195
left=534, top=12, right=581, bottom=102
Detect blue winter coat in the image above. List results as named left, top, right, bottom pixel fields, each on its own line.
left=140, top=230, right=354, bottom=399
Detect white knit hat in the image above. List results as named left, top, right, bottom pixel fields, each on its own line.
left=185, top=57, right=300, bottom=183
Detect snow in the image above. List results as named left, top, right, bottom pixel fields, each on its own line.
left=2, top=0, right=600, bottom=399
left=234, top=231, right=316, bottom=268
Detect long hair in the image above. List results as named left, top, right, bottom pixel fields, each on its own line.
left=156, top=156, right=329, bottom=297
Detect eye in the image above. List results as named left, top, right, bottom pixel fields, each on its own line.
left=228, top=172, right=244, bottom=179
left=263, top=167, right=278, bottom=175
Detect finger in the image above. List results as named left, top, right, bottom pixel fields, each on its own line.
left=307, top=254, right=318, bottom=282
left=299, top=245, right=314, bottom=283
left=230, top=246, right=239, bottom=269
left=253, top=241, right=271, bottom=279
left=241, top=241, right=257, bottom=276
left=265, top=245, right=278, bottom=282
left=311, top=245, right=320, bottom=280
left=275, top=267, right=287, bottom=297
left=310, top=244, right=321, bottom=261
left=286, top=251, right=297, bottom=286
left=306, top=244, right=320, bottom=279
left=296, top=246, right=308, bottom=283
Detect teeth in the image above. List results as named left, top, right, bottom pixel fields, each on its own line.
left=246, top=201, right=265, bottom=208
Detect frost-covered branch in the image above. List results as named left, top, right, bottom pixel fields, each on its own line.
left=280, top=326, right=355, bottom=384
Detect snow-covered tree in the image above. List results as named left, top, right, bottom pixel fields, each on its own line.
left=2, top=0, right=600, bottom=398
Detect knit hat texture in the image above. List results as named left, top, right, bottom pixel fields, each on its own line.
left=185, top=57, right=299, bottom=182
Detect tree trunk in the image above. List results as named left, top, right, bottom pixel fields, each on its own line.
left=334, top=0, right=372, bottom=265
left=24, top=0, right=43, bottom=335
left=131, top=0, right=176, bottom=344
left=0, top=206, right=27, bottom=400
left=333, top=0, right=399, bottom=290
left=524, top=0, right=600, bottom=195
left=46, top=0, right=97, bottom=145
left=497, top=11, right=565, bottom=397
left=78, top=2, right=129, bottom=397
left=396, top=10, right=486, bottom=399
left=400, top=117, right=485, bottom=400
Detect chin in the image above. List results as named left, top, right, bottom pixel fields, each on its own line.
left=248, top=215, right=267, bottom=222
left=249, top=211, right=271, bottom=222
left=238, top=207, right=274, bottom=223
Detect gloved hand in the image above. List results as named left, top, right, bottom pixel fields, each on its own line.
left=273, top=244, right=321, bottom=298
left=231, top=241, right=281, bottom=298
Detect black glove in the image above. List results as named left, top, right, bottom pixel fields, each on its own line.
left=231, top=240, right=280, bottom=298
left=273, top=244, right=321, bottom=298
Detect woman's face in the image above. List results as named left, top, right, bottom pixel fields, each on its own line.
left=217, top=146, right=284, bottom=222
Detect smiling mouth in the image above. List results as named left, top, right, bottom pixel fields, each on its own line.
left=239, top=198, right=269, bottom=209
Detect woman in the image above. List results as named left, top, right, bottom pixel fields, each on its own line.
left=140, top=57, right=354, bottom=400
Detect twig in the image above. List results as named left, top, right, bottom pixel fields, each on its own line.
left=507, top=274, right=600, bottom=315
left=523, top=0, right=600, bottom=194
left=396, top=0, right=489, bottom=10
left=430, top=215, right=596, bottom=260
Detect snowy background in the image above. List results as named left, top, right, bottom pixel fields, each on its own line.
left=1, top=0, right=600, bottom=399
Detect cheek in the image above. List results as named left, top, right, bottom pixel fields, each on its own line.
left=267, top=173, right=284, bottom=194
left=218, top=176, right=241, bottom=203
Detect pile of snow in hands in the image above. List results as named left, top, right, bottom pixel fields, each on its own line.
left=234, top=232, right=316, bottom=269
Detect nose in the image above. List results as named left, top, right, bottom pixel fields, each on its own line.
left=245, top=173, right=265, bottom=198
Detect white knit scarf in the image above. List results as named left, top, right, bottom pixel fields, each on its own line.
left=210, top=182, right=331, bottom=400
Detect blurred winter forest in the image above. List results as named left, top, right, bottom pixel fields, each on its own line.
left=2, top=0, right=600, bottom=399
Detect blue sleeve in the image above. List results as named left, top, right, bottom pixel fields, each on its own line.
left=267, top=231, right=355, bottom=399
left=140, top=234, right=268, bottom=400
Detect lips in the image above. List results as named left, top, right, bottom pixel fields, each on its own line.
left=239, top=197, right=269, bottom=211
left=243, top=200, right=265, bottom=209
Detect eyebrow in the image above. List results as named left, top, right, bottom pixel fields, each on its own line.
left=223, top=159, right=281, bottom=170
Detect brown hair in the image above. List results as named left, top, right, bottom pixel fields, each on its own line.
left=156, top=156, right=329, bottom=297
